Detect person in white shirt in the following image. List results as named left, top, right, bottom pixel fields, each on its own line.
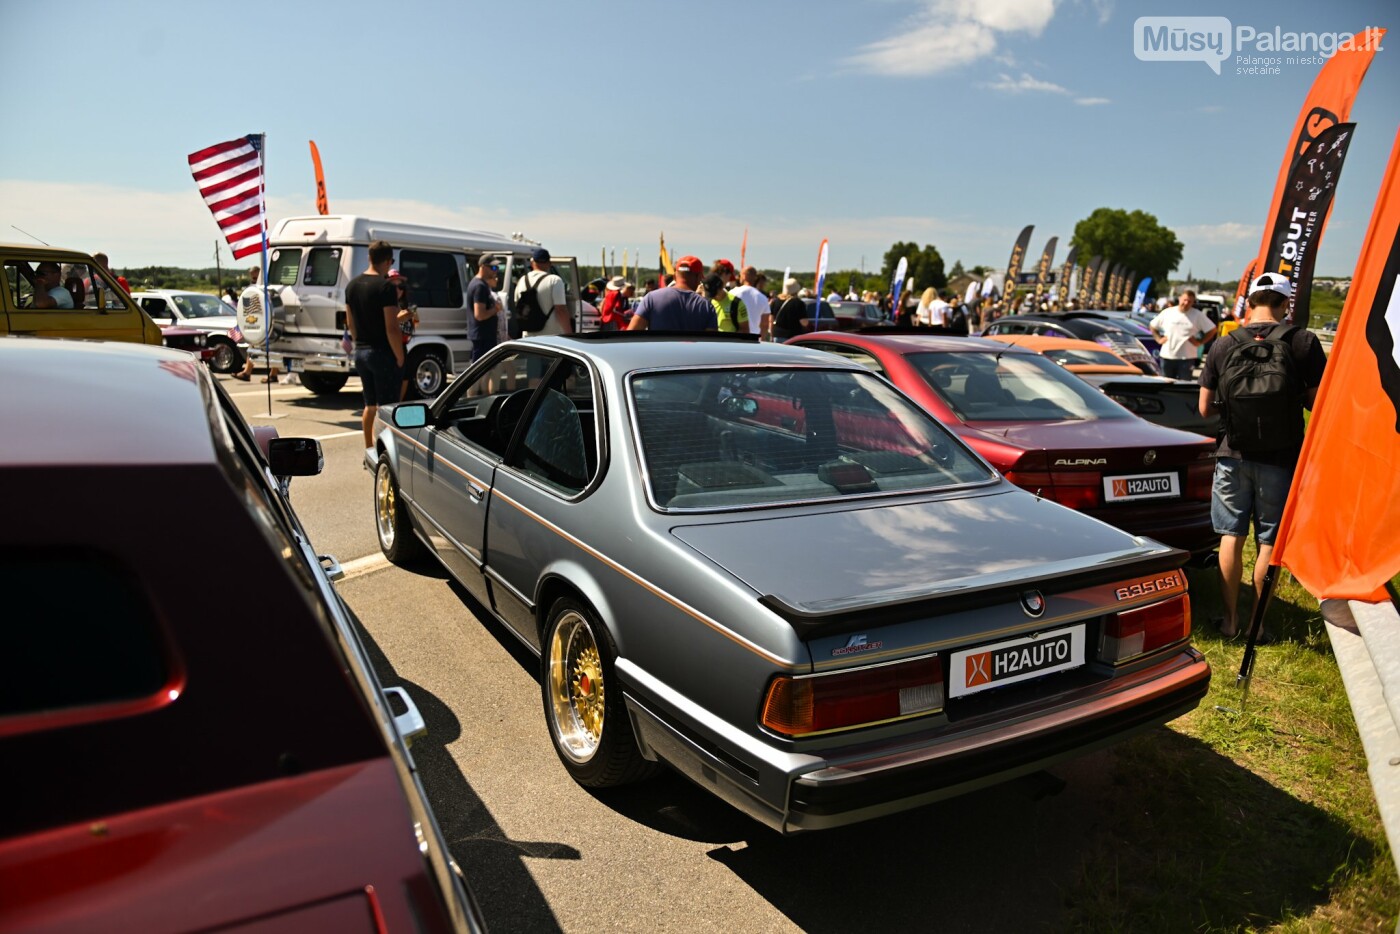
left=928, top=290, right=952, bottom=327
left=730, top=265, right=770, bottom=338
left=513, top=247, right=571, bottom=336
left=1150, top=290, right=1217, bottom=379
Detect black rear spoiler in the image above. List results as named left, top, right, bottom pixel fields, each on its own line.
left=758, top=548, right=1190, bottom=640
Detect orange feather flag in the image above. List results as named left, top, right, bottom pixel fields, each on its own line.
left=1272, top=125, right=1400, bottom=602
left=309, top=140, right=329, bottom=216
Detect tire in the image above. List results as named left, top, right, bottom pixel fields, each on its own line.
left=209, top=337, right=243, bottom=373
left=300, top=371, right=349, bottom=395
left=409, top=347, right=449, bottom=400
left=375, top=456, right=428, bottom=566
left=541, top=598, right=656, bottom=788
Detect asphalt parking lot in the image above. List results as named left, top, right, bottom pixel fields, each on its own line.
left=224, top=373, right=1163, bottom=932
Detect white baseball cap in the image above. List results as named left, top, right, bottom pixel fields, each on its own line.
left=1249, top=272, right=1292, bottom=299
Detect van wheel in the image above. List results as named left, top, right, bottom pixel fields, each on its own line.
left=409, top=347, right=449, bottom=399
left=209, top=338, right=243, bottom=373
left=300, top=371, right=349, bottom=395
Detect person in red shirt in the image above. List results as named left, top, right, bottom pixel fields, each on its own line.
left=599, top=275, right=632, bottom=331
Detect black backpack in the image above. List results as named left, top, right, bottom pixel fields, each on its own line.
left=1217, top=323, right=1304, bottom=453
left=510, top=271, right=550, bottom=337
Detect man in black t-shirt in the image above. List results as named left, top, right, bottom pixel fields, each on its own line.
left=346, top=239, right=405, bottom=452
left=1197, top=273, right=1327, bottom=638
left=466, top=255, right=501, bottom=362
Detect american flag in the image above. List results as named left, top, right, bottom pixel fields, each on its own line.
left=188, top=134, right=266, bottom=260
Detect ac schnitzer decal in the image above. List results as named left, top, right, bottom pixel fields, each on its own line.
left=832, top=634, right=884, bottom=657
left=949, top=625, right=1086, bottom=698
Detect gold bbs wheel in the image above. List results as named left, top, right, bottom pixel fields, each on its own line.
left=547, top=609, right=604, bottom=763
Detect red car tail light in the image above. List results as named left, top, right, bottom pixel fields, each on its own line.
left=1004, top=470, right=1103, bottom=510
left=1098, top=594, right=1191, bottom=663
left=761, top=655, right=943, bottom=737
left=1185, top=460, right=1214, bottom=501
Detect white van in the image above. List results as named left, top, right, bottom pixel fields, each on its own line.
left=252, top=215, right=589, bottom=397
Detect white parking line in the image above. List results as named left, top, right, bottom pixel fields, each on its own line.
left=311, top=430, right=362, bottom=441
left=337, top=552, right=391, bottom=582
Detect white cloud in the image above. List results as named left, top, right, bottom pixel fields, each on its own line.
left=1198, top=104, right=1225, bottom=113
left=846, top=0, right=1059, bottom=76
left=0, top=179, right=1017, bottom=270
left=986, top=71, right=1069, bottom=94
left=1074, top=96, right=1111, bottom=106
left=1179, top=222, right=1255, bottom=244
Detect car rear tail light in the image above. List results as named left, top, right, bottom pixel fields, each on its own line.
left=1004, top=470, right=1104, bottom=509
left=1185, top=461, right=1214, bottom=501
left=761, top=654, right=943, bottom=737
left=1098, top=594, right=1191, bottom=663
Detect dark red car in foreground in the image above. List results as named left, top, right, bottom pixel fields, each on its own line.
left=789, top=331, right=1218, bottom=560
left=0, top=339, right=484, bottom=932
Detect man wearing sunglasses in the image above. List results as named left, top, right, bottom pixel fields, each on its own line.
left=466, top=255, right=502, bottom=361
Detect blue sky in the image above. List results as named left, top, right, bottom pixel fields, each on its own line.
left=1, top=0, right=1395, bottom=283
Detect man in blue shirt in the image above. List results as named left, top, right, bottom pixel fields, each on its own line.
left=627, top=255, right=717, bottom=332
left=465, top=255, right=501, bottom=361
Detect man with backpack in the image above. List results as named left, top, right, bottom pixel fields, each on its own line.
left=1197, top=272, right=1327, bottom=639
left=511, top=248, right=571, bottom=337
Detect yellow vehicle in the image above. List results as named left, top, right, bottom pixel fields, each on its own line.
left=1, top=245, right=162, bottom=344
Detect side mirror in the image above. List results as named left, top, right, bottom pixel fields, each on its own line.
left=268, top=437, right=324, bottom=478
left=392, top=404, right=429, bottom=429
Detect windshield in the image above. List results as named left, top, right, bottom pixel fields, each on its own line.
left=909, top=351, right=1131, bottom=422
left=631, top=368, right=991, bottom=510
left=173, top=293, right=230, bottom=318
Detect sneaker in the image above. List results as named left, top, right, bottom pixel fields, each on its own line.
left=363, top=447, right=375, bottom=472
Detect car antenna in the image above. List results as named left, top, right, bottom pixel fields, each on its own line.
left=11, top=225, right=50, bottom=246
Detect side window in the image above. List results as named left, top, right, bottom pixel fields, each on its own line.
left=441, top=350, right=550, bottom=456
left=140, top=298, right=170, bottom=318
left=516, top=361, right=598, bottom=495
left=398, top=250, right=463, bottom=309
left=303, top=247, right=342, bottom=287
left=0, top=550, right=170, bottom=723
left=3, top=259, right=124, bottom=311
left=268, top=248, right=302, bottom=287
left=823, top=344, right=885, bottom=375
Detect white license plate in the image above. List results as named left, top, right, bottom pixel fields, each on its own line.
left=948, top=625, right=1085, bottom=698
left=1103, top=471, right=1179, bottom=502
left=284, top=357, right=303, bottom=373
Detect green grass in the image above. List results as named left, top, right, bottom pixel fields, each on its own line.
left=1061, top=541, right=1398, bottom=931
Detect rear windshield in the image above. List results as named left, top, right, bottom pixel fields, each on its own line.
left=1043, top=347, right=1133, bottom=368
left=631, top=367, right=991, bottom=510
left=909, top=351, right=1131, bottom=422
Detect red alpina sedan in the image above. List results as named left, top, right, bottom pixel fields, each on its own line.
left=788, top=331, right=1218, bottom=560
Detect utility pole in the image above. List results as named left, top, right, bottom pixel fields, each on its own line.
left=214, top=240, right=223, bottom=292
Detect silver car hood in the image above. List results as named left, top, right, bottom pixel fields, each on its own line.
left=670, top=487, right=1175, bottom=625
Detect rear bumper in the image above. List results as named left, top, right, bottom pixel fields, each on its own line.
left=622, top=648, right=1209, bottom=834
left=785, top=649, right=1209, bottom=831
left=1090, top=503, right=1217, bottom=557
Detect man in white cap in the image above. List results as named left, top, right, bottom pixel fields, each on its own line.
left=1196, top=272, right=1327, bottom=639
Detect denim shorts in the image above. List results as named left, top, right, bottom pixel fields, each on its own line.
left=354, top=346, right=402, bottom=406
left=1210, top=456, right=1293, bottom=545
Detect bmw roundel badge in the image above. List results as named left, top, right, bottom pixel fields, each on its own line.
left=1143, top=449, right=1157, bottom=466
left=1021, top=590, right=1046, bottom=618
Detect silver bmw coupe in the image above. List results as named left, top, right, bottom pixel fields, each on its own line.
left=369, top=333, right=1209, bottom=833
